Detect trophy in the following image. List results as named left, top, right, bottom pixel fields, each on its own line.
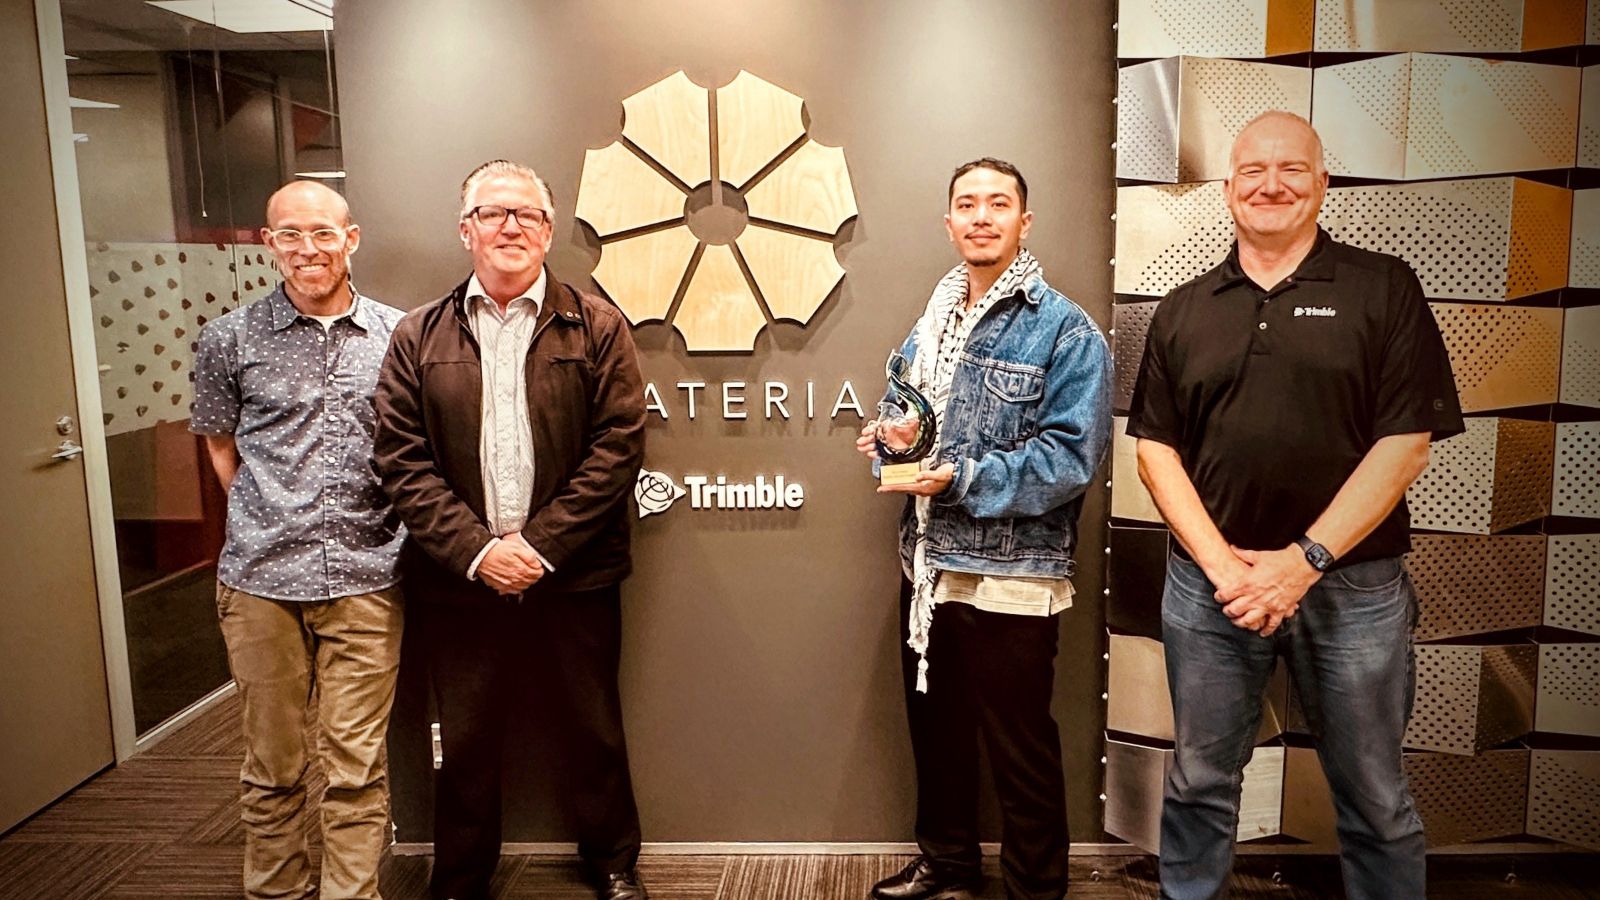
left=875, top=351, right=938, bottom=486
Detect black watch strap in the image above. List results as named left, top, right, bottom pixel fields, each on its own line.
left=1296, top=536, right=1334, bottom=572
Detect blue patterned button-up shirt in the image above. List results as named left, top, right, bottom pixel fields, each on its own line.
left=190, top=286, right=405, bottom=601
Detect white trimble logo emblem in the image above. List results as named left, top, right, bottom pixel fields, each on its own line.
left=634, top=469, right=805, bottom=518
left=1294, top=306, right=1337, bottom=318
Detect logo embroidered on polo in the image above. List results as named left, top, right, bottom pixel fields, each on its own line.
left=1294, top=306, right=1337, bottom=318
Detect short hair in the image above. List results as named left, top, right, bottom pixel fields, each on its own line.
left=948, top=157, right=1029, bottom=210
left=1230, top=111, right=1326, bottom=174
left=459, top=159, right=555, bottom=215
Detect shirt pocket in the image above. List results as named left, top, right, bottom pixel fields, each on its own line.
left=977, top=361, right=1046, bottom=442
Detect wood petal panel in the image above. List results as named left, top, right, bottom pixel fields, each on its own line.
left=736, top=225, right=842, bottom=325
left=590, top=226, right=698, bottom=324
left=574, top=142, right=685, bottom=238
left=622, top=71, right=710, bottom=188
left=716, top=70, right=805, bottom=188
left=745, top=141, right=857, bottom=235
left=673, top=244, right=766, bottom=352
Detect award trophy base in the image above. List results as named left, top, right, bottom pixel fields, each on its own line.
left=879, top=462, right=922, bottom=486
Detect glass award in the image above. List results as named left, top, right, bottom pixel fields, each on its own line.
left=875, top=351, right=938, bottom=486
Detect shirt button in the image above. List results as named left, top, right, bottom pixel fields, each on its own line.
left=317, top=335, right=326, bottom=344
left=1258, top=322, right=1268, bottom=331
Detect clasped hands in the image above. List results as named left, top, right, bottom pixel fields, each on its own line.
left=855, top=420, right=955, bottom=497
left=478, top=532, right=544, bottom=595
left=1207, top=544, right=1322, bottom=638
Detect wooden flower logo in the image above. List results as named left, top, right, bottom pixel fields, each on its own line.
left=575, top=71, right=857, bottom=352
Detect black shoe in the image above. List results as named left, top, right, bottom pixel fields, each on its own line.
left=869, top=856, right=980, bottom=900
left=599, top=867, right=648, bottom=900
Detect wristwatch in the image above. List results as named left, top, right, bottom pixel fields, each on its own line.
left=1296, top=536, right=1335, bottom=572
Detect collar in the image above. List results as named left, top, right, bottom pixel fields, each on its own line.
left=466, top=268, right=547, bottom=318
left=451, top=267, right=584, bottom=328
left=1214, top=227, right=1336, bottom=293
left=268, top=282, right=372, bottom=332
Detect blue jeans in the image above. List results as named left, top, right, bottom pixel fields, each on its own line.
left=1158, top=552, right=1425, bottom=900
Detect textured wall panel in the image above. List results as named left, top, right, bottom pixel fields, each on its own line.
left=1527, top=750, right=1600, bottom=851
left=1561, top=305, right=1600, bottom=407
left=86, top=242, right=276, bottom=437
left=1114, top=181, right=1230, bottom=298
left=1283, top=747, right=1530, bottom=847
left=1313, top=54, right=1581, bottom=180
left=1405, top=644, right=1536, bottom=755
left=1112, top=301, right=1158, bottom=413
left=1108, top=525, right=1168, bottom=639
left=1407, top=417, right=1555, bottom=534
left=1407, top=534, right=1545, bottom=641
left=1117, top=57, right=1311, bottom=183
left=1321, top=178, right=1571, bottom=302
left=1431, top=303, right=1563, bottom=412
left=1592, top=0, right=1600, bottom=42
left=1582, top=66, right=1599, bottom=168
left=1314, top=0, right=1586, bottom=52
left=1103, top=739, right=1284, bottom=852
left=1572, top=189, right=1600, bottom=288
left=1553, top=422, right=1600, bottom=518
left=1112, top=416, right=1164, bottom=523
left=1545, top=534, right=1600, bottom=636
left=1534, top=643, right=1600, bottom=737
left=1115, top=0, right=1313, bottom=58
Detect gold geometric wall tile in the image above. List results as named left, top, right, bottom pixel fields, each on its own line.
left=736, top=224, right=843, bottom=325
left=1430, top=302, right=1563, bottom=412
left=1113, top=181, right=1231, bottom=298
left=1407, top=417, right=1555, bottom=534
left=745, top=140, right=857, bottom=235
left=1573, top=189, right=1600, bottom=288
left=1313, top=54, right=1580, bottom=180
left=1553, top=422, right=1600, bottom=518
left=1112, top=416, right=1163, bottom=523
left=1582, top=66, right=1599, bottom=168
left=1314, top=0, right=1586, bottom=52
left=716, top=70, right=805, bottom=189
left=1591, top=0, right=1600, bottom=43
left=1545, top=534, right=1600, bottom=636
left=1561, top=305, right=1600, bottom=408
left=1104, top=738, right=1284, bottom=853
left=621, top=70, right=711, bottom=188
left=1405, top=644, right=1537, bottom=755
left=589, top=225, right=699, bottom=324
left=574, top=142, right=686, bottom=238
left=1114, top=0, right=1313, bottom=58
left=1527, top=750, right=1600, bottom=851
left=672, top=244, right=767, bottom=353
left=1534, top=643, right=1600, bottom=737
left=1407, top=534, right=1546, bottom=641
left=1112, top=300, right=1158, bottom=412
left=1117, top=56, right=1311, bottom=183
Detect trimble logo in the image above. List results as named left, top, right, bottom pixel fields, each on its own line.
left=1294, top=306, right=1336, bottom=318
left=634, top=469, right=805, bottom=518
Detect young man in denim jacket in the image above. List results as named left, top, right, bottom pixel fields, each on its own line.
left=857, top=158, right=1113, bottom=900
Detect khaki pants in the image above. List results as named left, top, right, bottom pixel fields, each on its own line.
left=217, top=585, right=404, bottom=899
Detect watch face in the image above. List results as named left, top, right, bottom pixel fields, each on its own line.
left=1307, top=543, right=1333, bottom=571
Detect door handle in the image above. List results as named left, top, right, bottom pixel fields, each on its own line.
left=51, top=440, right=85, bottom=461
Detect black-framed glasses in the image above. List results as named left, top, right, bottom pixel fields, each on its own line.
left=465, top=205, right=549, bottom=228
left=267, top=227, right=349, bottom=250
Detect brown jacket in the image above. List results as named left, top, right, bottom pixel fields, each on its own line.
left=373, top=272, right=645, bottom=601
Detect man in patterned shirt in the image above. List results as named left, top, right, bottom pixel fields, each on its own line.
left=857, top=159, right=1112, bottom=900
left=190, top=180, right=405, bottom=900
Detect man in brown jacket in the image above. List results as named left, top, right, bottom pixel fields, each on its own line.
left=374, top=159, right=648, bottom=900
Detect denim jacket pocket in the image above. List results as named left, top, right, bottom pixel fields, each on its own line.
left=978, top=362, right=1045, bottom=441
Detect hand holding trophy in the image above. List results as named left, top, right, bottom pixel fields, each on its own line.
left=875, top=351, right=938, bottom=486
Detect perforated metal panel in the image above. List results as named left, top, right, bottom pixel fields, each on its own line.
left=1314, top=54, right=1581, bottom=180
left=1407, top=534, right=1545, bottom=641
left=1117, top=57, right=1311, bottom=183
left=1114, top=0, right=1313, bottom=58
left=1561, top=306, right=1600, bottom=408
left=1112, top=301, right=1158, bottom=413
left=1112, top=416, right=1163, bottom=523
left=1582, top=67, right=1599, bottom=169
left=1405, top=644, right=1536, bottom=755
left=1534, top=643, right=1600, bottom=737
left=1527, top=750, right=1600, bottom=851
left=1545, top=534, right=1600, bottom=636
left=1553, top=422, right=1600, bottom=518
left=1407, top=417, right=1555, bottom=534
left=1430, top=303, right=1563, bottom=412
left=1591, top=0, right=1600, bottom=44
left=1314, top=0, right=1585, bottom=52
left=1103, top=738, right=1284, bottom=853
left=1405, top=749, right=1531, bottom=847
left=1114, top=181, right=1231, bottom=298
left=1108, top=525, right=1169, bottom=639
left=1571, top=189, right=1600, bottom=289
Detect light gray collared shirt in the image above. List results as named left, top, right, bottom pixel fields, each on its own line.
left=189, top=286, right=405, bottom=601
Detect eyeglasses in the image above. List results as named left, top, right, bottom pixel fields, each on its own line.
left=267, top=227, right=349, bottom=250
left=464, top=205, right=549, bottom=228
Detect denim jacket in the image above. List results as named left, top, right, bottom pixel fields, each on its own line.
left=893, top=273, right=1113, bottom=579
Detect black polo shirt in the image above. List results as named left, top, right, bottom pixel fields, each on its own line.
left=1127, top=229, right=1464, bottom=565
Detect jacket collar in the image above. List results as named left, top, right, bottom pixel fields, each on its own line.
left=1214, top=227, right=1336, bottom=293
left=268, top=281, right=374, bottom=332
left=451, top=267, right=584, bottom=328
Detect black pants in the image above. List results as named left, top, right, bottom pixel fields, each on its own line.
left=900, top=579, right=1070, bottom=900
left=425, top=584, right=641, bottom=900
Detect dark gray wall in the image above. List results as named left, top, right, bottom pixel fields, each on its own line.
left=338, top=0, right=1116, bottom=842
